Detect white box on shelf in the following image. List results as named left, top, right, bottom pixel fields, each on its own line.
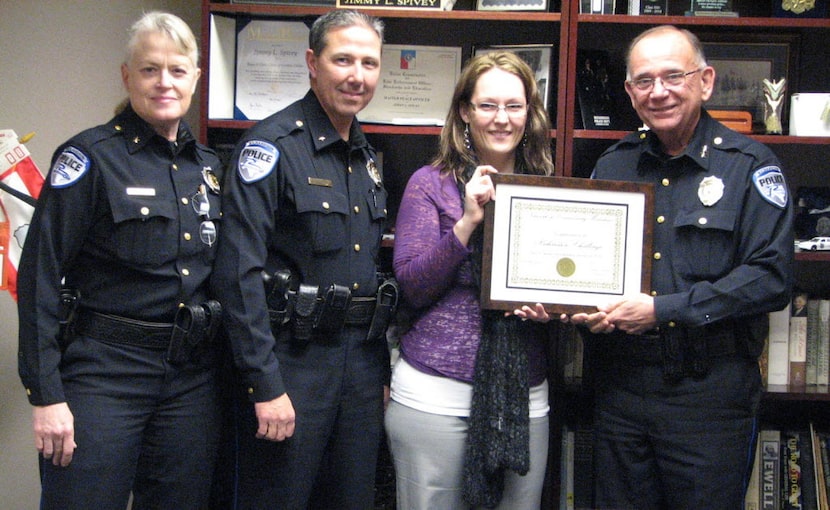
left=790, top=93, right=830, bottom=136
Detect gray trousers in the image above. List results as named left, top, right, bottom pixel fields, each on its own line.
left=385, top=400, right=549, bottom=510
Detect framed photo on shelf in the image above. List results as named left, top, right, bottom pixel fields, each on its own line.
left=476, top=0, right=549, bottom=11
left=474, top=44, right=553, bottom=110
left=700, top=33, right=799, bottom=133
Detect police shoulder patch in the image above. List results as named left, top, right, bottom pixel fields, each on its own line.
left=50, top=146, right=90, bottom=188
left=238, top=140, right=279, bottom=184
left=752, top=166, right=788, bottom=209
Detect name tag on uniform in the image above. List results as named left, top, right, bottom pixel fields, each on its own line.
left=307, top=177, right=332, bottom=187
left=126, top=187, right=157, bottom=196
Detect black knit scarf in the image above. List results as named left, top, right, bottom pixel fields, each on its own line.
left=459, top=165, right=531, bottom=508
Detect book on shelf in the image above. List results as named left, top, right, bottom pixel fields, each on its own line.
left=745, top=437, right=761, bottom=510
left=790, top=298, right=808, bottom=388
left=560, top=426, right=575, bottom=510
left=805, top=296, right=818, bottom=385
left=759, top=429, right=782, bottom=510
left=766, top=305, right=790, bottom=386
left=810, top=423, right=827, bottom=510
left=817, top=300, right=830, bottom=386
left=560, top=424, right=594, bottom=510
left=782, top=430, right=804, bottom=510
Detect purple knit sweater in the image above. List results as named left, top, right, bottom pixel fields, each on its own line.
left=393, top=165, right=549, bottom=386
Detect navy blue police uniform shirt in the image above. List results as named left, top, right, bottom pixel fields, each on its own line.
left=592, top=109, right=793, bottom=330
left=17, top=105, right=223, bottom=406
left=213, top=90, right=388, bottom=402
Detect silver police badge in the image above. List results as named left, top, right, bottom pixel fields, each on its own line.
left=367, top=158, right=381, bottom=186
left=202, top=167, right=220, bottom=194
left=698, top=175, right=724, bottom=207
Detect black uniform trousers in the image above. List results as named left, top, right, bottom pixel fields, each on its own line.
left=39, top=334, right=220, bottom=510
left=229, top=325, right=387, bottom=510
left=591, top=354, right=762, bottom=510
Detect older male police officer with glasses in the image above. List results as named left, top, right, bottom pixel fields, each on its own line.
left=569, top=25, right=793, bottom=510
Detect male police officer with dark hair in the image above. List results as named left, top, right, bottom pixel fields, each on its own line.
left=212, top=9, right=394, bottom=509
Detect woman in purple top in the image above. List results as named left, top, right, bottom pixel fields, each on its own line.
left=385, top=51, right=555, bottom=509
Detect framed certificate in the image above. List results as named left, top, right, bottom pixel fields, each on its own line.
left=481, top=175, right=654, bottom=315
left=358, top=45, right=462, bottom=126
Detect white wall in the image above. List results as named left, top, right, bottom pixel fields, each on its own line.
left=0, top=1, right=201, bottom=506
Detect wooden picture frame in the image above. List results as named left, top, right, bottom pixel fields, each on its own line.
left=481, top=175, right=654, bottom=315
left=700, top=33, right=799, bottom=133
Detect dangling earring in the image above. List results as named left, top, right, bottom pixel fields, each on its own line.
left=521, top=130, right=528, bottom=148
left=464, top=123, right=472, bottom=151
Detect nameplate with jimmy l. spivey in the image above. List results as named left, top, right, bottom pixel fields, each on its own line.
left=481, top=174, right=654, bottom=315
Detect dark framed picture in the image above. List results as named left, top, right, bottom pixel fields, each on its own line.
left=474, top=44, right=553, bottom=110
left=700, top=33, right=799, bottom=133
left=477, top=0, right=549, bottom=11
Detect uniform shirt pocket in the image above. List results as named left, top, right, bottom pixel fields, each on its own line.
left=366, top=186, right=388, bottom=222
left=294, top=185, right=349, bottom=253
left=673, top=208, right=737, bottom=279
left=110, top=195, right=178, bottom=267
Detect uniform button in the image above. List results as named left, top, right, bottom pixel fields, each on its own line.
left=184, top=232, right=192, bottom=241
left=668, top=321, right=677, bottom=328
left=182, top=268, right=190, bottom=276
left=650, top=290, right=658, bottom=296
left=714, top=137, right=723, bottom=145
left=653, top=252, right=661, bottom=260
left=322, top=202, right=330, bottom=210
left=318, top=136, right=326, bottom=142
left=140, top=207, right=150, bottom=216
left=661, top=178, right=670, bottom=186
left=133, top=137, right=141, bottom=144
left=181, top=197, right=189, bottom=205
left=248, top=387, right=254, bottom=395
left=698, top=217, right=708, bottom=225
left=383, top=208, right=388, bottom=214
left=115, top=125, right=123, bottom=131
left=348, top=166, right=353, bottom=174
left=352, top=283, right=359, bottom=290
left=657, top=215, right=665, bottom=224
left=178, top=303, right=185, bottom=308
left=354, top=244, right=361, bottom=252
left=26, top=388, right=31, bottom=396
left=172, top=164, right=178, bottom=171
left=354, top=205, right=360, bottom=214
left=295, top=120, right=303, bottom=127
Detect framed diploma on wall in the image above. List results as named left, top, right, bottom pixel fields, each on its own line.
left=481, top=175, right=654, bottom=315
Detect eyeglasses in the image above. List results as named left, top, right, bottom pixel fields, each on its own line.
left=628, top=69, right=702, bottom=92
left=468, top=101, right=528, bottom=118
left=191, top=184, right=217, bottom=246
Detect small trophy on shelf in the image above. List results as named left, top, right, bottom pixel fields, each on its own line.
left=762, top=77, right=787, bottom=135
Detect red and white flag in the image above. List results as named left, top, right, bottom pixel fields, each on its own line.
left=0, top=130, right=44, bottom=300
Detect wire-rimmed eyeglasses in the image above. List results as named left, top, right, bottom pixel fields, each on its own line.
left=628, top=68, right=703, bottom=92
left=468, top=101, right=528, bottom=118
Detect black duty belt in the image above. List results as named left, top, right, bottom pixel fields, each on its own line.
left=608, top=327, right=741, bottom=364
left=344, top=297, right=376, bottom=326
left=75, top=309, right=173, bottom=350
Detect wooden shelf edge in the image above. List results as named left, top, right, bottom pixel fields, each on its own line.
left=578, top=13, right=830, bottom=28
left=765, top=384, right=830, bottom=400
left=573, top=129, right=830, bottom=146
left=209, top=2, right=561, bottom=21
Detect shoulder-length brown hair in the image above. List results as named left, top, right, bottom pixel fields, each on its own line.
left=432, top=50, right=554, bottom=181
